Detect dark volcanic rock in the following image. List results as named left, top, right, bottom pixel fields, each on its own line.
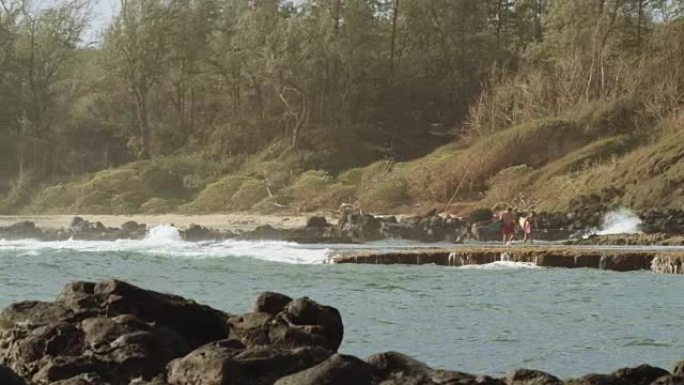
left=611, top=364, right=670, bottom=385
left=93, top=279, right=230, bottom=348
left=306, top=216, right=328, bottom=228
left=0, top=301, right=77, bottom=329
left=337, top=214, right=383, bottom=242
left=230, top=294, right=344, bottom=352
left=0, top=280, right=229, bottom=385
left=167, top=341, right=330, bottom=385
left=431, top=370, right=504, bottom=385
left=254, top=292, right=293, bottom=315
left=0, top=364, right=25, bottom=385
left=0, top=221, right=44, bottom=240
left=651, top=376, right=684, bottom=385
left=182, top=224, right=229, bottom=242
left=280, top=298, right=343, bottom=352
left=566, top=373, right=630, bottom=385
left=506, top=369, right=563, bottom=385
left=274, top=354, right=375, bottom=385
left=366, top=351, right=432, bottom=378
left=49, top=372, right=110, bottom=385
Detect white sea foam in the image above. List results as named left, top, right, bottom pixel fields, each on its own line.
left=144, top=224, right=183, bottom=243
left=456, top=261, right=541, bottom=270
left=596, top=208, right=642, bottom=235
left=0, top=225, right=330, bottom=264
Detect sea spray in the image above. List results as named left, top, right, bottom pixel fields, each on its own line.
left=144, top=224, right=183, bottom=243
left=597, top=208, right=642, bottom=235
left=0, top=236, right=331, bottom=264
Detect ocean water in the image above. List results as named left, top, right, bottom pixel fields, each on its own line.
left=1, top=226, right=683, bottom=378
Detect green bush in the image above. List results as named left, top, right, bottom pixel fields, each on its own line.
left=231, top=178, right=269, bottom=210
left=141, top=197, right=178, bottom=214
left=360, top=173, right=410, bottom=211
left=181, top=175, right=247, bottom=213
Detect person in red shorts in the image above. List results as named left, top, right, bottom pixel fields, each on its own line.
left=499, top=207, right=516, bottom=245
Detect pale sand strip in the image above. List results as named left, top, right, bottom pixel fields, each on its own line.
left=0, top=214, right=315, bottom=231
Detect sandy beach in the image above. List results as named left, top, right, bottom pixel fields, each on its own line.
left=0, top=214, right=315, bottom=231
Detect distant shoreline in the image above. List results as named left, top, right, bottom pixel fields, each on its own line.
left=0, top=214, right=315, bottom=232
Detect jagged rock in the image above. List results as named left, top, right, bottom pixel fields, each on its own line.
left=92, top=279, right=230, bottom=348
left=611, top=364, right=670, bottom=385
left=182, top=225, right=228, bottom=242
left=0, top=280, right=229, bottom=385
left=651, top=376, right=684, bottom=385
left=129, top=375, right=169, bottom=385
left=50, top=373, right=110, bottom=385
left=306, top=216, right=328, bottom=228
left=254, top=292, right=293, bottom=316
left=32, top=356, right=104, bottom=384
left=0, top=301, right=76, bottom=330
left=431, top=370, right=504, bottom=385
left=280, top=298, right=343, bottom=352
left=0, top=364, right=25, bottom=385
left=120, top=222, right=144, bottom=233
left=566, top=373, right=629, bottom=385
left=231, top=295, right=343, bottom=352
left=274, top=354, right=375, bottom=385
left=167, top=341, right=330, bottom=385
left=242, top=225, right=290, bottom=240
left=505, top=369, right=563, bottom=385
left=367, top=351, right=431, bottom=378
left=229, top=312, right=274, bottom=346
left=0, top=221, right=43, bottom=239
left=673, top=361, right=684, bottom=377
left=338, top=214, right=383, bottom=242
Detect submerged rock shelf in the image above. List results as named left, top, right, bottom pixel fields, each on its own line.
left=331, top=246, right=684, bottom=274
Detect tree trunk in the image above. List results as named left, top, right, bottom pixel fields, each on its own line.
left=636, top=0, right=643, bottom=53
left=390, top=0, right=400, bottom=71
left=135, top=90, right=151, bottom=159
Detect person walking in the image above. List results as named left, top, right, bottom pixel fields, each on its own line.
left=522, top=211, right=536, bottom=244
left=499, top=207, right=516, bottom=245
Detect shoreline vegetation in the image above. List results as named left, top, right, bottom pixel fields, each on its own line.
left=1, top=279, right=683, bottom=385
left=0, top=1, right=683, bottom=219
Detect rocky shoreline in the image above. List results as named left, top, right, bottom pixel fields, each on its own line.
left=0, top=279, right=682, bottom=385
left=1, top=208, right=683, bottom=245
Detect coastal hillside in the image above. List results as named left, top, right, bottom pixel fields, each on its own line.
left=0, top=0, right=682, bottom=216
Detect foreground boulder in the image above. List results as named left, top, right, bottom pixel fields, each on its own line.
left=274, top=354, right=375, bottom=385
left=229, top=296, right=344, bottom=352
left=0, top=364, right=25, bottom=385
left=0, top=279, right=231, bottom=384
left=167, top=341, right=330, bottom=385
left=506, top=369, right=563, bottom=385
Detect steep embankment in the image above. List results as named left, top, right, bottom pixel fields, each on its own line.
left=12, top=98, right=684, bottom=216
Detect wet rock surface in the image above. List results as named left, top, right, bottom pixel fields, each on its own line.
left=0, top=280, right=681, bottom=385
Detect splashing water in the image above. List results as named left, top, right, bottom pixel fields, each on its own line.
left=144, top=225, right=183, bottom=243
left=596, top=208, right=642, bottom=235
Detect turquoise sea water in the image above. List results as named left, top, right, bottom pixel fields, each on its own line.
left=0, top=232, right=683, bottom=378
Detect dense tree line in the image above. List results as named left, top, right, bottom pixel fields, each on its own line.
left=0, top=0, right=683, bottom=196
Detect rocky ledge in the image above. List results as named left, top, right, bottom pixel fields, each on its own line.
left=332, top=247, right=684, bottom=274
left=1, top=280, right=683, bottom=385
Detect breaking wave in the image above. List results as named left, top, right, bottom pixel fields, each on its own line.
left=0, top=225, right=330, bottom=264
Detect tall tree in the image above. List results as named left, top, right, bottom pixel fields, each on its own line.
left=104, top=0, right=177, bottom=159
